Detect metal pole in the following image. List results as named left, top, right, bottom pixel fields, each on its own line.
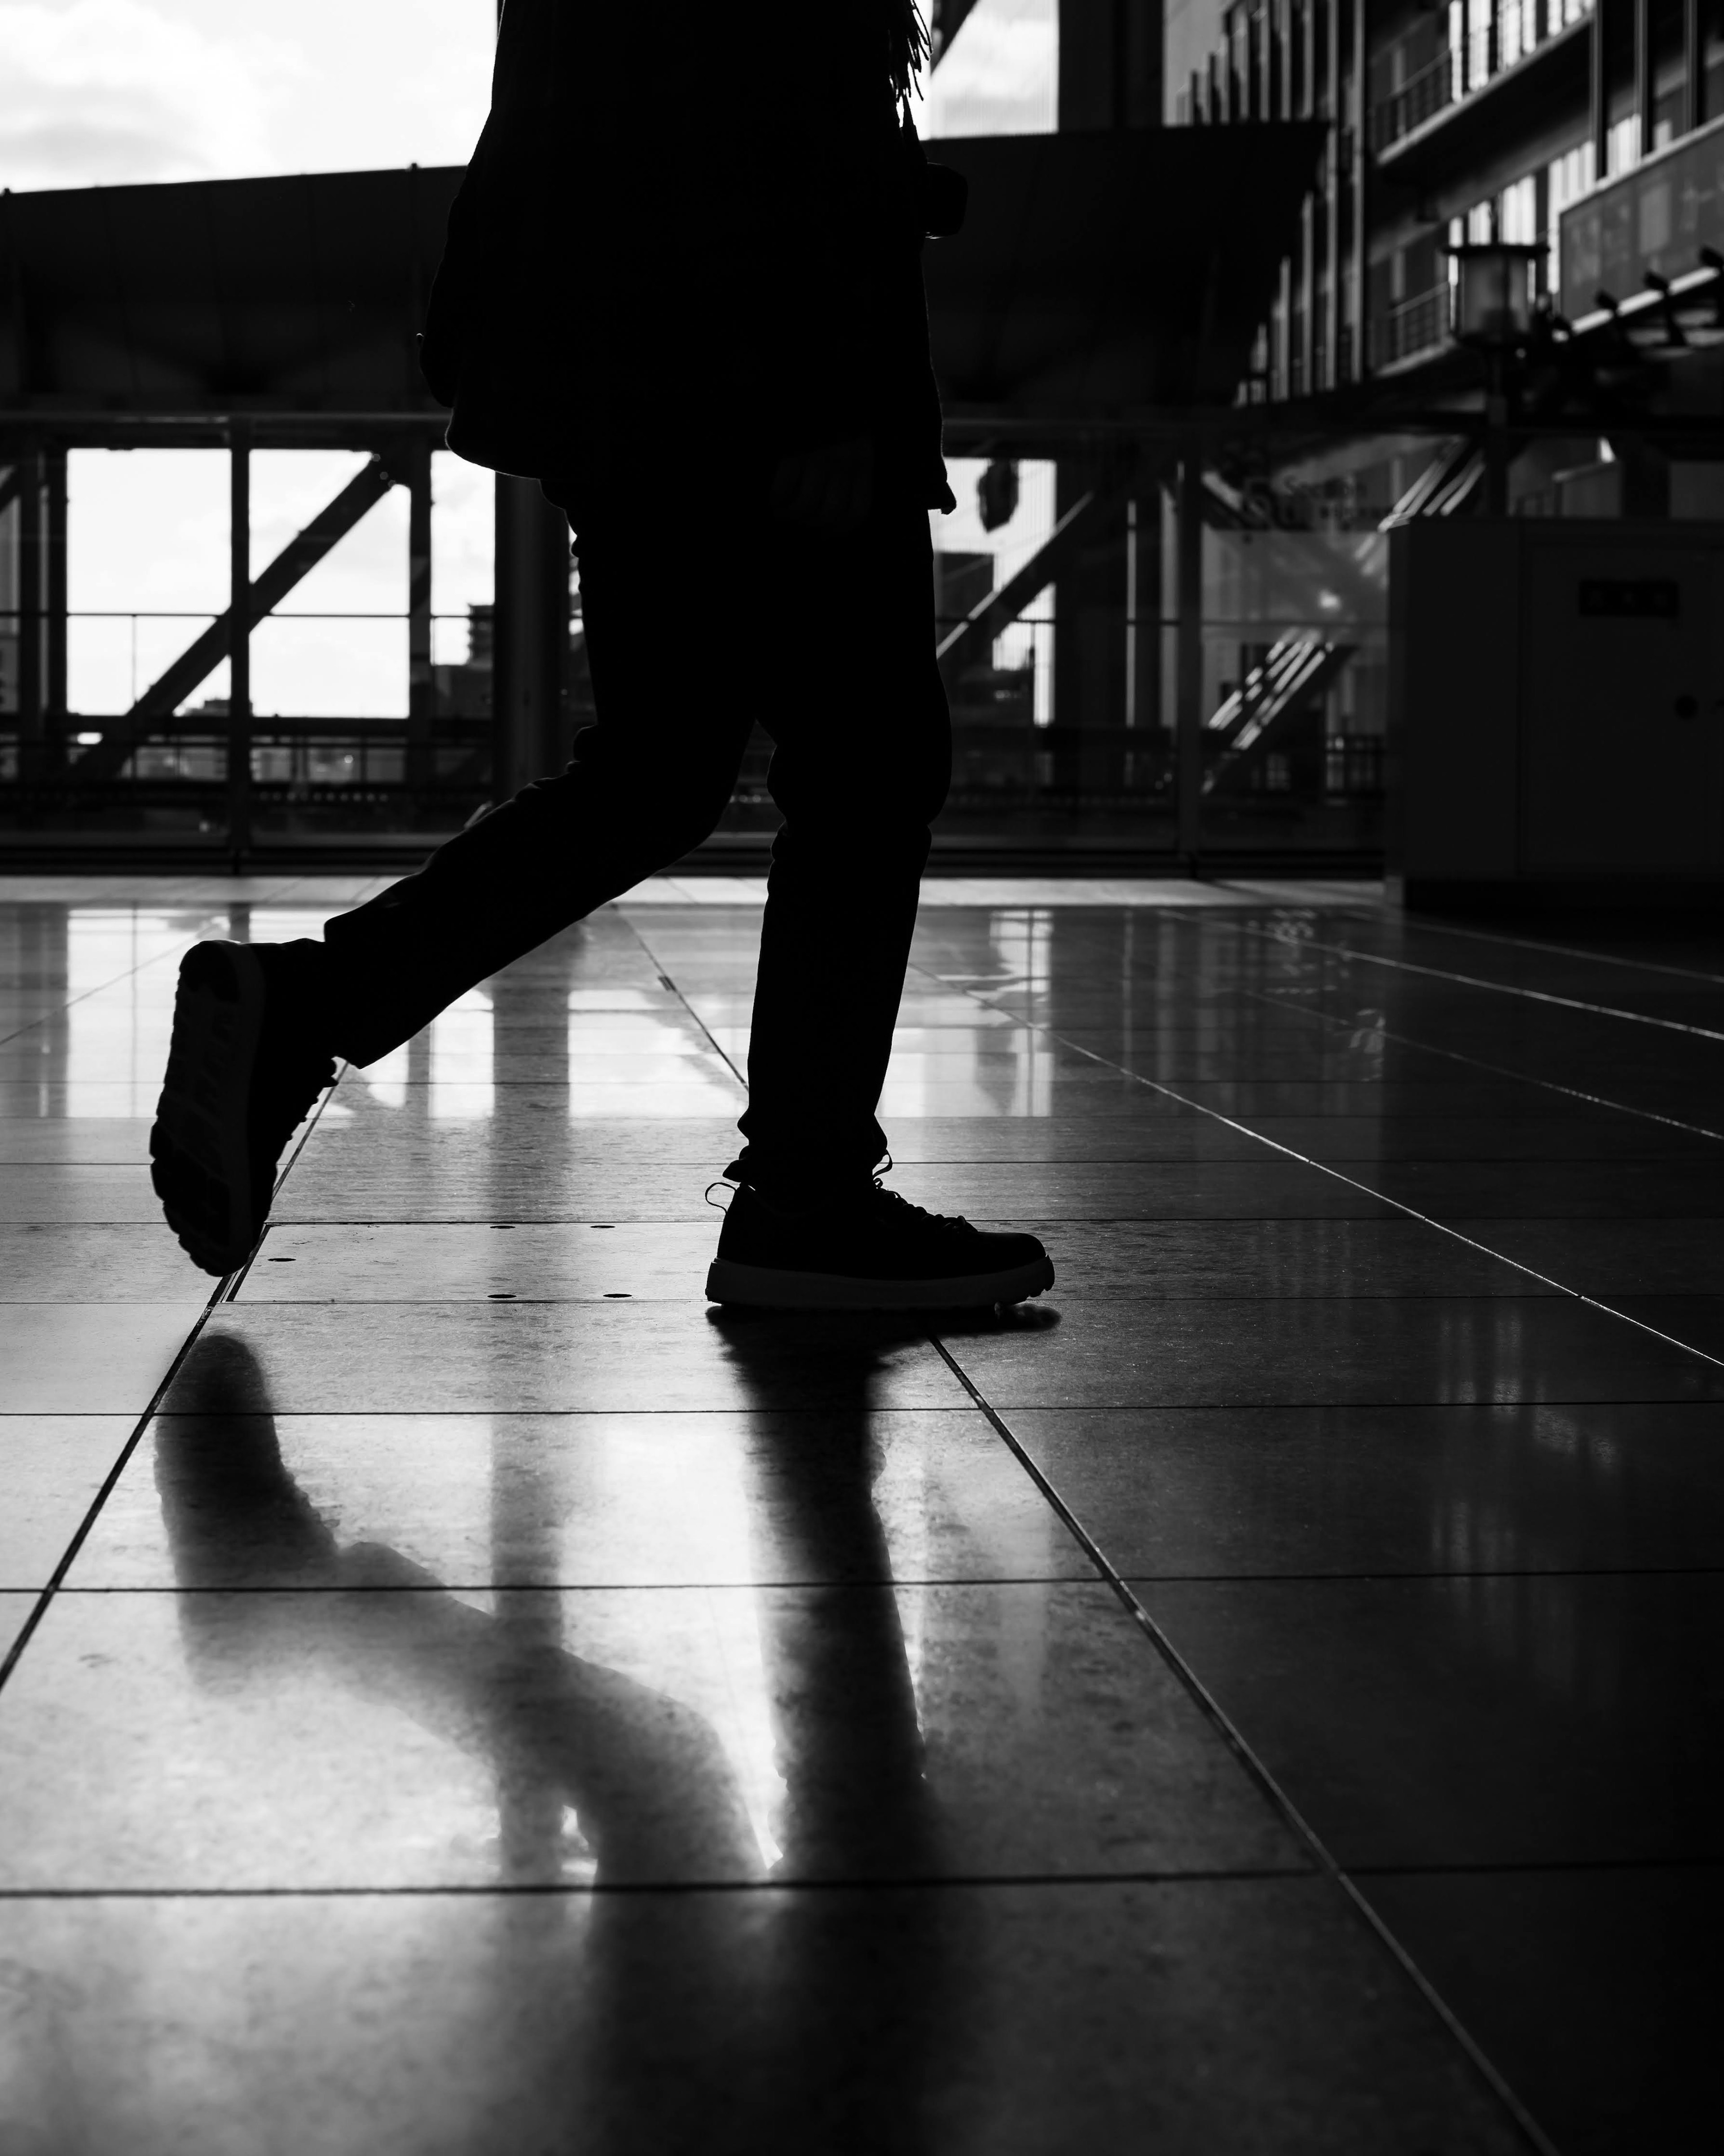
left=16, top=443, right=42, bottom=780
left=1175, top=450, right=1205, bottom=869
left=406, top=438, right=433, bottom=793
left=1592, top=0, right=1610, bottom=176
left=1483, top=353, right=1510, bottom=518
left=1684, top=0, right=1702, bottom=131
left=493, top=473, right=569, bottom=802
left=1324, top=0, right=1342, bottom=387
left=44, top=447, right=67, bottom=769
left=228, top=418, right=252, bottom=863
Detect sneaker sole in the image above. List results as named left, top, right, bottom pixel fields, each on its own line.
left=704, top=1253, right=1055, bottom=1311
left=149, top=943, right=268, bottom=1277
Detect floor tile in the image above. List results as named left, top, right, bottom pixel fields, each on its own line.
left=163, top=1306, right=970, bottom=1415
left=1138, top=1574, right=1724, bottom=1866
left=1008, top=1218, right=1553, bottom=1298
left=1360, top=1865, right=1723, bottom=2156
left=892, top=1162, right=1395, bottom=1220
left=1008, top=1404, right=1724, bottom=1576
left=1234, top=1113, right=1724, bottom=1163
left=0, top=1305, right=204, bottom=1413
left=0, top=1578, right=1297, bottom=1889
left=880, top=1114, right=1230, bottom=1160
left=0, top=1416, right=136, bottom=1586
left=0, top=1117, right=154, bottom=1164
left=1455, top=1218, right=1724, bottom=1295
left=70, top=1381, right=1090, bottom=1590
left=0, top=1225, right=212, bottom=1301
left=0, top=1590, right=40, bottom=1661
left=0, top=1878, right=1523, bottom=2156
left=318, top=1102, right=742, bottom=1163
left=938, top=1297, right=1724, bottom=1409
left=1385, top=1161, right=1724, bottom=1217
left=1593, top=1295, right=1724, bottom=1363
left=273, top=1158, right=740, bottom=1223
left=239, top=1221, right=717, bottom=1301
left=0, top=1165, right=166, bottom=1223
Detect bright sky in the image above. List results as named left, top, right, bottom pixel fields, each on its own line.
left=8, top=0, right=1060, bottom=718
left=0, top=0, right=494, bottom=192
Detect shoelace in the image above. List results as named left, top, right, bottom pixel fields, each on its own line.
left=871, top=1183, right=974, bottom=1235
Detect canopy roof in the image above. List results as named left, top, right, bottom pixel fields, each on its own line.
left=0, top=124, right=1324, bottom=429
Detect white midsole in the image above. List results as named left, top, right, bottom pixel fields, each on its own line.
left=705, top=1255, right=1055, bottom=1310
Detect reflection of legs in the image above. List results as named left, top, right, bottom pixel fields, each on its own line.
left=733, top=504, right=951, bottom=1198
left=156, top=1338, right=760, bottom=1883
left=714, top=1314, right=944, bottom=1878
left=319, top=507, right=756, bottom=1067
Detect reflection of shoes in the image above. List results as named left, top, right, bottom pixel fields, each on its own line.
left=705, top=1182, right=1055, bottom=1311
left=150, top=942, right=335, bottom=1276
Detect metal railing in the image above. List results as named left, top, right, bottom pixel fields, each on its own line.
left=1370, top=51, right=1455, bottom=152
left=1370, top=286, right=1451, bottom=370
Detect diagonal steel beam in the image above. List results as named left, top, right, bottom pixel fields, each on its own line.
left=935, top=455, right=1153, bottom=682
left=73, top=454, right=400, bottom=782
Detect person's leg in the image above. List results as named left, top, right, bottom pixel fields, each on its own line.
left=729, top=498, right=951, bottom=1199
left=317, top=507, right=753, bottom=1066
left=152, top=498, right=756, bottom=1273
left=705, top=497, right=1053, bottom=1309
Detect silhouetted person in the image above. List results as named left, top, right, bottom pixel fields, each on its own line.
left=149, top=0, right=1052, bottom=1313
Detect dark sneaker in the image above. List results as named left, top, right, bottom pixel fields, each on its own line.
left=150, top=942, right=335, bottom=1277
left=705, top=1182, right=1055, bottom=1311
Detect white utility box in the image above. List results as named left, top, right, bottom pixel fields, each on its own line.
left=1387, top=517, right=1724, bottom=908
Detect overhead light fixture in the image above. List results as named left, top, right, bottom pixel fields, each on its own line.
left=1447, top=242, right=1543, bottom=349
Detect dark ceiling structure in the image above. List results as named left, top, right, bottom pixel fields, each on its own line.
left=0, top=127, right=1324, bottom=437
left=923, top=124, right=1327, bottom=410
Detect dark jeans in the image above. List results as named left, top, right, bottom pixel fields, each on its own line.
left=319, top=493, right=951, bottom=1198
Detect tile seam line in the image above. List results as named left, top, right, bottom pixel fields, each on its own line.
left=39, top=1563, right=1724, bottom=1593
left=193, top=1292, right=1592, bottom=1306
left=1352, top=908, right=1724, bottom=991
left=978, top=1008, right=1724, bottom=1375
left=0, top=1062, right=347, bottom=1689
left=613, top=910, right=748, bottom=1089
left=1227, top=917, right=1724, bottom=1044
left=224, top=1063, right=354, bottom=1301
left=907, top=958, right=1724, bottom=1368
left=0, top=1283, right=227, bottom=1698
left=954, top=975, right=1724, bottom=1147
left=1239, top=983, right=1724, bottom=1145
left=0, top=1868, right=1321, bottom=1901
left=922, top=1329, right=1557, bottom=2156
left=43, top=1395, right=1711, bottom=1415
left=0, top=929, right=210, bottom=1053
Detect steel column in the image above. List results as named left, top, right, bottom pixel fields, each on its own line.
left=1174, top=452, right=1205, bottom=867
left=1349, top=0, right=1368, bottom=381
left=1593, top=0, right=1611, bottom=173
left=228, top=419, right=252, bottom=860
left=44, top=448, right=67, bottom=767
left=1684, top=0, right=1702, bottom=129
left=14, top=446, right=43, bottom=777
left=492, top=474, right=570, bottom=803
left=1324, top=0, right=1342, bottom=388
left=405, top=438, right=434, bottom=791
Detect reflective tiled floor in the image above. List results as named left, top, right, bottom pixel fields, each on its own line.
left=1, top=873, right=1718, bottom=2154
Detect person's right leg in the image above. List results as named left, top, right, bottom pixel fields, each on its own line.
left=704, top=497, right=1053, bottom=1310
left=151, top=499, right=756, bottom=1274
